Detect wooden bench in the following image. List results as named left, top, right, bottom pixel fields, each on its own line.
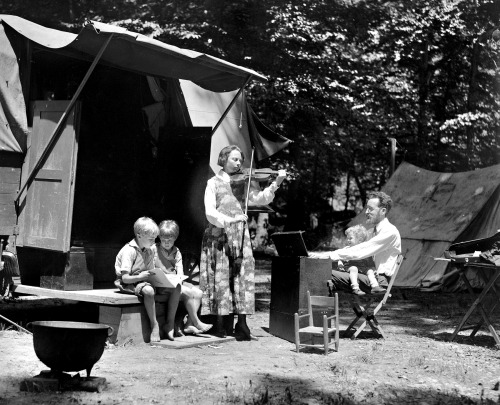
left=12, top=284, right=170, bottom=345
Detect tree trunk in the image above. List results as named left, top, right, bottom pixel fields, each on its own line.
left=417, top=36, right=430, bottom=168
left=352, top=171, right=366, bottom=207
left=255, top=213, right=269, bottom=249
left=465, top=39, right=480, bottom=168
left=344, top=171, right=350, bottom=211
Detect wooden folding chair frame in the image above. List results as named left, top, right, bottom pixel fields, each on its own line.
left=294, top=291, right=340, bottom=355
left=345, top=254, right=404, bottom=339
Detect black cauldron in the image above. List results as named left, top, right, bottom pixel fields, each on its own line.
left=30, top=321, right=113, bottom=377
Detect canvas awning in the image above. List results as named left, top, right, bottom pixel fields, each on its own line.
left=0, top=15, right=269, bottom=155
left=0, top=15, right=266, bottom=92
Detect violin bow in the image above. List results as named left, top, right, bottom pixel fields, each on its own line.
left=237, top=147, right=255, bottom=260
left=244, top=147, right=255, bottom=216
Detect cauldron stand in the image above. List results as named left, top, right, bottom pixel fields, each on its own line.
left=20, top=370, right=106, bottom=392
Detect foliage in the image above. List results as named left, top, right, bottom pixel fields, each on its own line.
left=2, top=0, right=499, bottom=229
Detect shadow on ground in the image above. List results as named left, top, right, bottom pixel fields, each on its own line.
left=245, top=373, right=499, bottom=404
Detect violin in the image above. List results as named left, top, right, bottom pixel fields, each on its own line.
left=230, top=168, right=280, bottom=183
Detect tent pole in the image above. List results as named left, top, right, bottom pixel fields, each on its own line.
left=15, top=33, right=114, bottom=207
left=389, top=137, right=396, bottom=176
left=210, top=75, right=252, bottom=137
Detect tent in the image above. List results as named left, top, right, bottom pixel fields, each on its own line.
left=0, top=15, right=289, bottom=288
left=349, top=162, right=500, bottom=290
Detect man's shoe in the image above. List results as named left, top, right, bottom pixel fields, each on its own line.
left=371, top=286, right=386, bottom=294
left=352, top=289, right=366, bottom=296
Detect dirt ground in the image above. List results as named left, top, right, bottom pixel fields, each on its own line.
left=1, top=290, right=500, bottom=405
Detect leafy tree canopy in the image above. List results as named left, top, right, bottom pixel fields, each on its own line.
left=2, top=0, right=499, bottom=230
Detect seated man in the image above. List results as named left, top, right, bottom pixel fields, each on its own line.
left=310, top=191, right=401, bottom=294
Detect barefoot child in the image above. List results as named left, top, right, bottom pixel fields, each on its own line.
left=115, top=217, right=181, bottom=342
left=155, top=220, right=212, bottom=335
left=336, top=224, right=386, bottom=296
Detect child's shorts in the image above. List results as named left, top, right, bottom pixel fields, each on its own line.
left=134, top=281, right=153, bottom=296
left=115, top=281, right=176, bottom=297
left=135, top=284, right=176, bottom=297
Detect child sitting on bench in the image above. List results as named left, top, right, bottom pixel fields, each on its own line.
left=336, top=225, right=385, bottom=296
left=155, top=220, right=212, bottom=336
left=115, top=217, right=181, bottom=342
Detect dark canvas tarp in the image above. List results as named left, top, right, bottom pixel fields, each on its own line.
left=0, top=15, right=266, bottom=92
left=179, top=80, right=291, bottom=173
left=349, top=162, right=500, bottom=290
left=140, top=78, right=290, bottom=174
left=0, top=15, right=270, bottom=156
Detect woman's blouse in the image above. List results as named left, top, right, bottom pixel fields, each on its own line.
left=204, top=169, right=279, bottom=228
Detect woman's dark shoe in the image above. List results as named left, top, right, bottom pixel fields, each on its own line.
left=213, top=316, right=227, bottom=338
left=223, top=316, right=235, bottom=336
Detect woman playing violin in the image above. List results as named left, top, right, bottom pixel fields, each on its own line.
left=199, top=145, right=286, bottom=340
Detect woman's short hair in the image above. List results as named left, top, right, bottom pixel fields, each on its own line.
left=159, top=220, right=180, bottom=240
left=133, top=217, right=159, bottom=238
left=217, top=145, right=244, bottom=167
left=367, top=191, right=393, bottom=213
left=345, top=224, right=369, bottom=244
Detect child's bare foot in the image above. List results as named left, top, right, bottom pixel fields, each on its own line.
left=150, top=323, right=161, bottom=343
left=184, top=325, right=201, bottom=335
left=163, top=324, right=175, bottom=341
left=194, top=322, right=213, bottom=334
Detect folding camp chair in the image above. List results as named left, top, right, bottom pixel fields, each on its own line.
left=294, top=291, right=340, bottom=355
left=342, top=254, right=404, bottom=339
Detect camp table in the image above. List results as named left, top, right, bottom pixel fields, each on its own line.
left=446, top=232, right=500, bottom=346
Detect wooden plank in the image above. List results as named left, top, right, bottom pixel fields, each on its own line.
left=100, top=302, right=172, bottom=344
left=22, top=101, right=80, bottom=252
left=12, top=284, right=170, bottom=305
left=0, top=181, right=19, bottom=193
left=0, top=167, right=22, bottom=183
left=0, top=204, right=16, bottom=213
left=0, top=204, right=16, bottom=216
left=0, top=201, right=18, bottom=234
left=0, top=196, right=18, bottom=208
left=12, top=285, right=141, bottom=305
left=0, top=225, right=16, bottom=235
left=99, top=306, right=122, bottom=328
left=99, top=306, right=125, bottom=343
left=117, top=306, right=149, bottom=344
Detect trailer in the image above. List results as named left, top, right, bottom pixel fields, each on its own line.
left=0, top=15, right=289, bottom=291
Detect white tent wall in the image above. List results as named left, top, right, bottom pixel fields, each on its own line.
left=349, top=162, right=500, bottom=290
left=399, top=239, right=451, bottom=289
left=179, top=80, right=252, bottom=174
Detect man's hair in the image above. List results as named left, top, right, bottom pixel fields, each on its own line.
left=217, top=145, right=244, bottom=167
left=133, top=217, right=159, bottom=237
left=368, top=191, right=393, bottom=213
left=345, top=224, right=369, bottom=244
left=158, top=220, right=180, bottom=240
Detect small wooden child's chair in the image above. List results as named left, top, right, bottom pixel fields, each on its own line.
left=344, top=254, right=404, bottom=339
left=294, top=291, right=339, bottom=355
